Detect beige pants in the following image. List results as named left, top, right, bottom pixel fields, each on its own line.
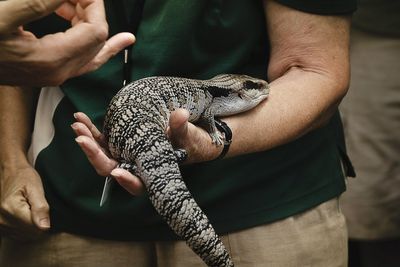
left=0, top=198, right=347, bottom=267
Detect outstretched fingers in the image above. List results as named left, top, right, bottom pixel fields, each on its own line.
left=74, top=135, right=117, bottom=177
left=71, top=112, right=145, bottom=195
left=71, top=117, right=115, bottom=177
left=73, top=112, right=106, bottom=146
left=75, top=32, right=135, bottom=75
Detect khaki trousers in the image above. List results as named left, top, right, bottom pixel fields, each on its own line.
left=0, top=198, right=347, bottom=267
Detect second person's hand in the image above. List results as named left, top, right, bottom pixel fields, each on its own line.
left=0, top=160, right=50, bottom=240
left=0, top=0, right=135, bottom=86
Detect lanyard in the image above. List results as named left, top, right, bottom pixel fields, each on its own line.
left=111, top=0, right=146, bottom=86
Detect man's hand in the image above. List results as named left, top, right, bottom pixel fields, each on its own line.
left=166, top=109, right=223, bottom=164
left=0, top=0, right=135, bottom=86
left=0, top=161, right=50, bottom=240
left=72, top=112, right=145, bottom=196
left=71, top=110, right=222, bottom=196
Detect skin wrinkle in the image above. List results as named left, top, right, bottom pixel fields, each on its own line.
left=262, top=1, right=350, bottom=139
left=267, top=3, right=350, bottom=86
left=27, top=0, right=51, bottom=17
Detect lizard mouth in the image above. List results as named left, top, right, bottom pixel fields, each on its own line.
left=239, top=89, right=269, bottom=101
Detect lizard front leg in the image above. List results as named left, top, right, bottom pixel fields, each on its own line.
left=199, top=107, right=225, bottom=146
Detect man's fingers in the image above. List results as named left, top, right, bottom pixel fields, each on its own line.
left=111, top=169, right=145, bottom=196
left=168, top=108, right=190, bottom=146
left=75, top=136, right=117, bottom=176
left=72, top=119, right=111, bottom=157
left=57, top=0, right=105, bottom=25
left=0, top=197, right=33, bottom=230
left=77, top=0, right=106, bottom=25
left=35, top=0, right=109, bottom=78
left=55, top=1, right=76, bottom=21
left=25, top=185, right=50, bottom=230
left=169, top=108, right=190, bottom=130
left=73, top=112, right=105, bottom=145
left=1, top=0, right=120, bottom=85
left=0, top=0, right=65, bottom=34
left=73, top=113, right=144, bottom=194
left=71, top=122, right=94, bottom=140
left=75, top=32, right=136, bottom=75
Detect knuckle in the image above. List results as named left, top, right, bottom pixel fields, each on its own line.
left=28, top=0, right=52, bottom=16
left=91, top=25, right=109, bottom=43
left=0, top=199, right=12, bottom=215
left=32, top=203, right=50, bottom=214
left=87, top=59, right=102, bottom=72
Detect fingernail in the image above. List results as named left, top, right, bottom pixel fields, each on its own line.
left=75, top=136, right=84, bottom=144
left=39, top=218, right=50, bottom=228
left=129, top=33, right=136, bottom=42
left=71, top=123, right=78, bottom=130
left=73, top=113, right=78, bottom=119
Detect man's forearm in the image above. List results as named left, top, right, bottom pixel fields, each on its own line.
left=224, top=67, right=346, bottom=157
left=223, top=0, right=351, bottom=158
left=0, top=86, right=39, bottom=168
left=0, top=86, right=51, bottom=233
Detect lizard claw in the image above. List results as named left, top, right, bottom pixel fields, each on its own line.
left=210, top=132, right=224, bottom=146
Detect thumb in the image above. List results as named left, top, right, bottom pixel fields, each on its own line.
left=26, top=186, right=51, bottom=230
left=75, top=32, right=136, bottom=76
left=168, top=108, right=190, bottom=142
left=0, top=0, right=65, bottom=34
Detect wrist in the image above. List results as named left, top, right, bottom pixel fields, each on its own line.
left=0, top=150, right=30, bottom=172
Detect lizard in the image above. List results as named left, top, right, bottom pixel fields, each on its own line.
left=102, top=74, right=269, bottom=267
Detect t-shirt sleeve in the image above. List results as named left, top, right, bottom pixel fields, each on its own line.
left=274, top=0, right=357, bottom=15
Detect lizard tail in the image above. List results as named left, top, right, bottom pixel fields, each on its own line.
left=135, top=135, right=234, bottom=267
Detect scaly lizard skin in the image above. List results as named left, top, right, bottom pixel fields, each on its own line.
left=103, top=74, right=269, bottom=267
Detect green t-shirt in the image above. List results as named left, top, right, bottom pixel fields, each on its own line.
left=29, top=0, right=356, bottom=240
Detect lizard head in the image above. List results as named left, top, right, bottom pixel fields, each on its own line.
left=207, top=74, right=270, bottom=116
left=207, top=74, right=269, bottom=101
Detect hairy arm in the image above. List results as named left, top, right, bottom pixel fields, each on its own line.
left=222, top=0, right=351, bottom=157
left=0, top=87, right=36, bottom=165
